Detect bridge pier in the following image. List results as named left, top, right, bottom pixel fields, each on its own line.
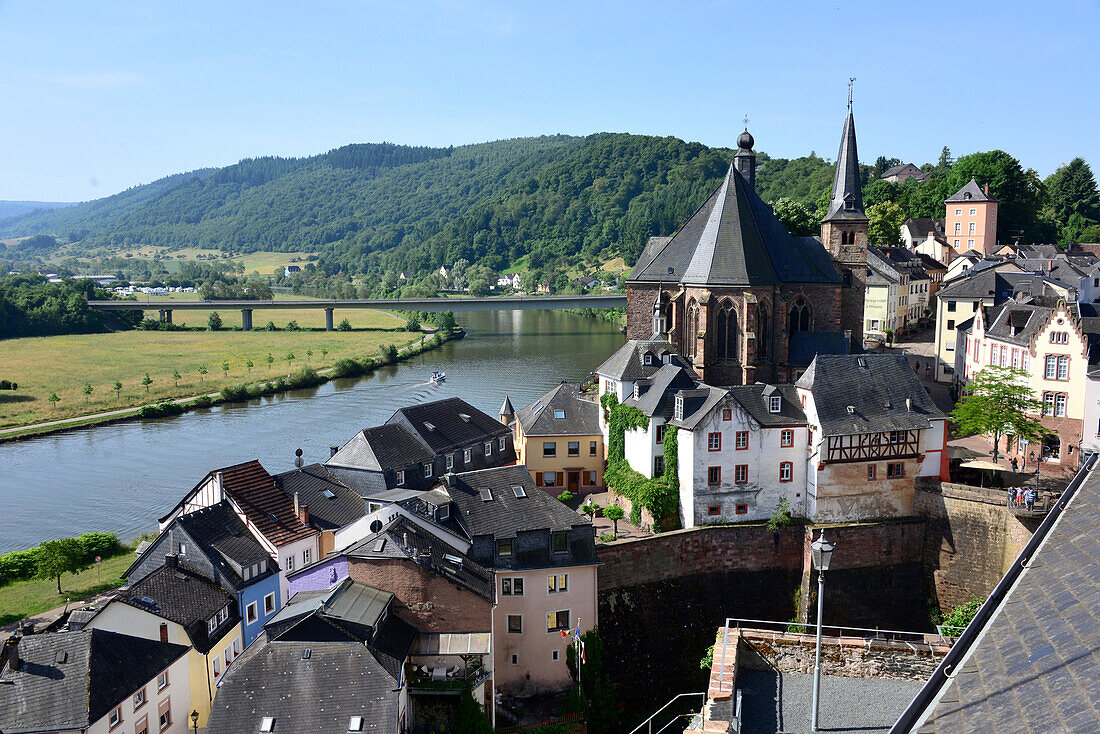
left=158, top=309, right=173, bottom=323
left=325, top=308, right=334, bottom=331
left=241, top=309, right=253, bottom=332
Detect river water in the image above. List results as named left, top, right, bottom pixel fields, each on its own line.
left=0, top=310, right=624, bottom=553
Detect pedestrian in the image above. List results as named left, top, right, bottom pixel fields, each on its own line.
left=1025, top=487, right=1036, bottom=511
left=1011, top=456, right=1019, bottom=473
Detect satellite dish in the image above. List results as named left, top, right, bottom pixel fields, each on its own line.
left=294, top=447, right=304, bottom=469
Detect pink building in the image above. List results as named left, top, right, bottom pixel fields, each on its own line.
left=945, top=179, right=998, bottom=255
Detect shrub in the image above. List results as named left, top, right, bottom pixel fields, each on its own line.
left=220, top=384, right=251, bottom=402
left=942, top=596, right=984, bottom=631
left=337, top=318, right=352, bottom=331
left=0, top=380, right=16, bottom=390
left=379, top=344, right=398, bottom=363
left=192, top=395, right=214, bottom=408
left=285, top=320, right=301, bottom=331
left=75, top=532, right=122, bottom=562
left=207, top=312, right=222, bottom=331
left=406, top=317, right=421, bottom=332
left=332, top=358, right=364, bottom=378
left=139, top=400, right=185, bottom=419
left=264, top=320, right=278, bottom=331
left=766, top=498, right=793, bottom=532
left=0, top=547, right=42, bottom=587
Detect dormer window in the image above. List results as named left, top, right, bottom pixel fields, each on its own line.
left=769, top=395, right=782, bottom=413
left=438, top=503, right=450, bottom=521
left=396, top=470, right=405, bottom=485
left=674, top=394, right=684, bottom=421
left=644, top=353, right=653, bottom=366
left=423, top=463, right=433, bottom=478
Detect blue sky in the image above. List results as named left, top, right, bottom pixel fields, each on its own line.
left=1, top=0, right=1097, bottom=202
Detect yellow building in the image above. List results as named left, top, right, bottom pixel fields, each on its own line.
left=82, top=560, right=244, bottom=728
left=504, top=384, right=604, bottom=496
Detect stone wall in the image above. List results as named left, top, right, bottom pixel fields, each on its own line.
left=348, top=557, right=492, bottom=633
left=915, top=479, right=1036, bottom=611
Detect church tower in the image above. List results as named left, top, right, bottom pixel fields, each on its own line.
left=821, top=88, right=868, bottom=344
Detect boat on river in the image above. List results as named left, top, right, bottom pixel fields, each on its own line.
left=430, top=371, right=446, bottom=382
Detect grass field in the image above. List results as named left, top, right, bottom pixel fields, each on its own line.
left=50, top=246, right=320, bottom=276
left=134, top=292, right=402, bottom=330
left=0, top=552, right=133, bottom=627
left=0, top=314, right=419, bottom=429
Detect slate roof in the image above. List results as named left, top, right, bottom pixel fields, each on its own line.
left=914, top=253, right=947, bottom=272
left=945, top=178, right=998, bottom=203
left=276, top=464, right=365, bottom=530
left=668, top=385, right=728, bottom=430
left=516, top=382, right=602, bottom=436
left=345, top=515, right=495, bottom=602
left=904, top=217, right=946, bottom=239
left=442, top=465, right=593, bottom=540
left=119, top=564, right=238, bottom=653
left=628, top=164, right=842, bottom=286
left=797, top=354, right=944, bottom=437
left=899, top=459, right=1100, bottom=732
left=824, top=111, right=868, bottom=221
left=391, top=397, right=511, bottom=454
left=728, top=384, right=808, bottom=427
left=623, top=364, right=699, bottom=419
left=328, top=423, right=435, bottom=472
left=205, top=638, right=401, bottom=734
left=878, top=247, right=932, bottom=280
left=0, top=629, right=188, bottom=733
left=937, top=269, right=1070, bottom=301
left=974, top=298, right=1059, bottom=347
left=595, top=339, right=695, bottom=381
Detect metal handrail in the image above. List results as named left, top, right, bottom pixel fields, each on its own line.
left=628, top=692, right=705, bottom=734
left=723, top=617, right=950, bottom=643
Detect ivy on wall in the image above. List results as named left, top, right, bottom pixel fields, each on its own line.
left=601, top=392, right=680, bottom=529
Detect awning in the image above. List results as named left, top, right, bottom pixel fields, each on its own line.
left=412, top=632, right=492, bottom=656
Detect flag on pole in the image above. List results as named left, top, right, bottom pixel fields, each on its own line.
left=580, top=640, right=586, bottom=664
left=560, top=629, right=568, bottom=638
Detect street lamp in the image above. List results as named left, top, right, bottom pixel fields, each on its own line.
left=1029, top=450, right=1043, bottom=490
left=810, top=532, right=835, bottom=733
left=191, top=710, right=199, bottom=733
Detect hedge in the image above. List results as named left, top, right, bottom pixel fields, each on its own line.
left=0, top=531, right=124, bottom=587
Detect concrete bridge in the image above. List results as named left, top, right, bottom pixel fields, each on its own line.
left=86, top=294, right=627, bottom=331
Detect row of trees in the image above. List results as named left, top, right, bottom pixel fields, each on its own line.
left=0, top=274, right=142, bottom=339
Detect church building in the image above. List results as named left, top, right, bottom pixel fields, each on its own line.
left=625, top=106, right=869, bottom=385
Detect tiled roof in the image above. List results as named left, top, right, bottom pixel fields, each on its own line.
left=444, top=465, right=592, bottom=540
left=945, top=178, right=998, bottom=203
left=390, top=397, right=511, bottom=455
left=345, top=515, right=495, bottom=602
left=628, top=164, right=842, bottom=286
left=219, top=460, right=317, bottom=546
left=276, top=464, right=365, bottom=531
left=516, top=382, right=601, bottom=437
left=595, top=339, right=694, bottom=381
left=901, top=459, right=1100, bottom=732
left=623, top=364, right=698, bottom=419
left=728, top=384, right=807, bottom=427
left=0, top=629, right=188, bottom=733
left=824, top=112, right=868, bottom=221
left=797, top=354, right=944, bottom=436
left=205, top=639, right=401, bottom=734
left=119, top=564, right=237, bottom=653
left=328, top=423, right=434, bottom=472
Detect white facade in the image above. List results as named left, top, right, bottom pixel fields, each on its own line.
left=1084, top=372, right=1100, bottom=457
left=84, top=647, right=191, bottom=734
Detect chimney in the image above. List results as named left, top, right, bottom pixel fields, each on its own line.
left=165, top=553, right=179, bottom=569
left=402, top=532, right=409, bottom=549
left=984, top=184, right=990, bottom=195
left=1, top=635, right=19, bottom=673
left=329, top=446, right=339, bottom=458
left=293, top=492, right=300, bottom=519
left=906, top=398, right=912, bottom=412
left=299, top=504, right=310, bottom=525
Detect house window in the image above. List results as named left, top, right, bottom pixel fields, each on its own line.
left=954, top=222, right=961, bottom=233
left=246, top=602, right=258, bottom=623
left=502, top=577, right=524, bottom=596
left=424, top=462, right=433, bottom=478
left=446, top=453, right=454, bottom=470
left=157, top=671, right=169, bottom=690
left=889, top=430, right=905, bottom=444
left=955, top=208, right=962, bottom=215
left=136, top=716, right=149, bottom=734
left=1050, top=331, right=1068, bottom=344
left=655, top=424, right=666, bottom=444
left=213, top=657, right=221, bottom=678
left=887, top=462, right=905, bottom=478
left=947, top=301, right=957, bottom=312
left=968, top=239, right=974, bottom=247
left=547, top=610, right=570, bottom=632
left=723, top=409, right=732, bottom=421
left=779, top=462, right=792, bottom=482
left=1057, top=356, right=1069, bottom=380
left=868, top=465, right=877, bottom=480
left=485, top=442, right=492, bottom=457
left=1055, top=393, right=1068, bottom=417
left=134, top=687, right=147, bottom=710
left=735, top=431, right=748, bottom=450
left=970, top=208, right=977, bottom=216
left=674, top=395, right=684, bottom=420
left=708, top=432, right=721, bottom=451
left=969, top=222, right=976, bottom=234
left=553, top=532, right=569, bottom=553
left=233, top=638, right=240, bottom=656
left=207, top=616, right=218, bottom=634
left=947, top=320, right=955, bottom=330
left=396, top=470, right=405, bottom=485
left=735, top=465, right=748, bottom=484
left=954, top=239, right=960, bottom=246
left=644, top=353, right=653, bottom=365
left=464, top=448, right=472, bottom=463
left=264, top=593, right=276, bottom=614
left=542, top=471, right=558, bottom=487
left=109, top=706, right=122, bottom=729
left=497, top=539, right=513, bottom=557
left=654, top=456, right=665, bottom=475
left=707, top=505, right=721, bottom=516
left=808, top=427, right=814, bottom=446
left=285, top=555, right=294, bottom=572
left=499, top=437, right=507, bottom=451
left=769, top=395, right=782, bottom=413
left=552, top=649, right=560, bottom=661
left=708, top=467, right=721, bottom=485
left=568, top=441, right=580, bottom=457
left=158, top=699, right=172, bottom=731
left=512, top=654, right=519, bottom=665
left=548, top=574, right=568, bottom=593
left=590, top=441, right=597, bottom=456
left=585, top=470, right=598, bottom=485
left=543, top=441, right=557, bottom=457
left=781, top=430, right=793, bottom=447
left=735, top=504, right=748, bottom=514
left=506, top=614, right=523, bottom=633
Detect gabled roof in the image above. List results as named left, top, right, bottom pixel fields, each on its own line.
left=276, top=464, right=365, bottom=530
left=516, top=382, right=601, bottom=437
left=938, top=269, right=1071, bottom=301
left=904, top=217, right=946, bottom=239
left=205, top=638, right=401, bottom=734
left=824, top=111, right=867, bottom=221
left=979, top=297, right=1061, bottom=347
left=328, top=423, right=434, bottom=472
left=389, top=397, right=510, bottom=454
left=623, top=364, right=699, bottom=419
left=219, top=460, right=317, bottom=546
left=267, top=578, right=393, bottom=633
left=0, top=629, right=188, bottom=733
left=914, top=253, right=947, bottom=272
left=896, top=459, right=1100, bottom=732
left=797, top=354, right=944, bottom=436
left=945, top=178, right=998, bottom=203
left=668, top=384, right=729, bottom=430
left=118, top=564, right=238, bottom=653
left=596, top=339, right=694, bottom=381
left=628, top=164, right=842, bottom=286
left=728, top=384, right=807, bottom=427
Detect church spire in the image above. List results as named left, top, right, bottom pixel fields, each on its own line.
left=823, top=86, right=866, bottom=222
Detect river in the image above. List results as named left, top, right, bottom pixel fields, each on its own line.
left=0, top=310, right=625, bottom=553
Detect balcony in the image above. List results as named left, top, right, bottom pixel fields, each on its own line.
left=407, top=631, right=492, bottom=693
left=1006, top=489, right=1057, bottom=518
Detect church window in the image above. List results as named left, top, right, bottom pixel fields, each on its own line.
left=715, top=300, right=739, bottom=361
left=685, top=300, right=700, bottom=359
left=757, top=301, right=770, bottom=361
left=788, top=299, right=811, bottom=334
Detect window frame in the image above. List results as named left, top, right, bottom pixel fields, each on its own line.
left=735, top=431, right=748, bottom=450
left=502, top=577, right=524, bottom=596
left=446, top=453, right=454, bottom=470
left=589, top=440, right=598, bottom=457
left=867, top=465, right=876, bottom=480
left=548, top=573, right=569, bottom=593
left=735, top=465, right=748, bottom=484
left=133, top=686, right=147, bottom=711
left=464, top=448, right=472, bottom=463
left=246, top=601, right=258, bottom=624
left=485, top=441, right=492, bottom=457
left=780, top=429, right=793, bottom=448
left=735, top=504, right=748, bottom=515
left=779, top=461, right=793, bottom=483
left=552, top=531, right=569, bottom=554
left=567, top=441, right=580, bottom=457
left=707, top=466, right=721, bottom=486
left=707, top=504, right=721, bottom=516
left=395, top=469, right=405, bottom=486
left=497, top=538, right=513, bottom=558
left=708, top=432, right=721, bottom=452
left=722, top=409, right=732, bottom=421
left=887, top=462, right=905, bottom=479
left=264, top=592, right=276, bottom=614
left=109, top=705, right=123, bottom=730
left=543, top=441, right=557, bottom=457
left=507, top=614, right=523, bottom=633
left=157, top=670, right=169, bottom=691
left=655, top=424, right=666, bottom=444
left=423, top=462, right=433, bottom=478
left=546, top=610, right=571, bottom=633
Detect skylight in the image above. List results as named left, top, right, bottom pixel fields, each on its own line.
left=301, top=649, right=311, bottom=660
left=512, top=485, right=527, bottom=498
left=554, top=410, right=566, bottom=419
left=227, top=525, right=241, bottom=537
left=260, top=717, right=275, bottom=732
left=459, top=413, right=471, bottom=422
left=321, top=488, right=336, bottom=499
left=479, top=487, right=493, bottom=501
left=348, top=717, right=364, bottom=732
left=424, top=422, right=435, bottom=431
left=373, top=538, right=386, bottom=553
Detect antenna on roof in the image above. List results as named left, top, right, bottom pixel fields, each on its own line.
left=847, top=77, right=856, bottom=111
left=294, top=448, right=303, bottom=470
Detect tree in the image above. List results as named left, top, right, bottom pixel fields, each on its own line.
left=771, top=197, right=817, bottom=236
left=82, top=382, right=93, bottom=402
left=581, top=501, right=600, bottom=521
left=285, top=352, right=295, bottom=367
left=207, top=311, right=222, bottom=331
left=867, top=201, right=905, bottom=246
left=565, top=628, right=621, bottom=733
left=437, top=311, right=457, bottom=332
left=337, top=318, right=352, bottom=331
left=198, top=365, right=208, bottom=382
left=113, top=380, right=122, bottom=399
left=246, top=359, right=254, bottom=373
left=305, top=348, right=313, bottom=363
left=48, top=392, right=59, bottom=407
left=172, top=369, right=181, bottom=386
left=406, top=317, right=421, bottom=332
left=872, top=155, right=902, bottom=179
left=604, top=505, right=624, bottom=536
left=221, top=360, right=230, bottom=378
left=454, top=685, right=492, bottom=734
left=320, top=348, right=328, bottom=361
left=141, top=373, right=153, bottom=392
left=938, top=146, right=954, bottom=170
left=37, top=537, right=87, bottom=594
left=266, top=353, right=275, bottom=369
left=952, top=366, right=1048, bottom=461
left=1046, top=157, right=1100, bottom=235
